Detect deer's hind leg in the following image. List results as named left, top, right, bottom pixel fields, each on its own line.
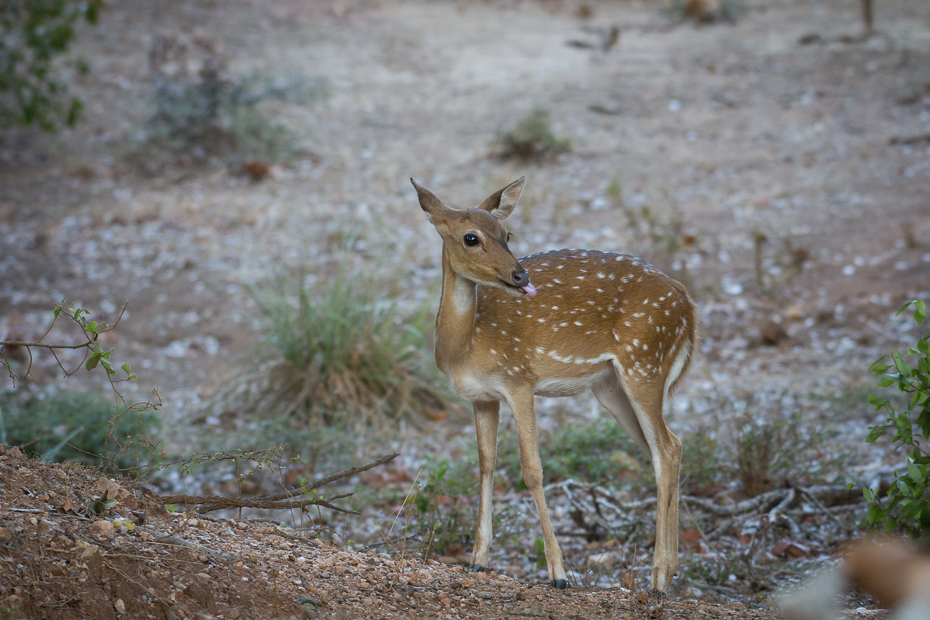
left=594, top=365, right=682, bottom=593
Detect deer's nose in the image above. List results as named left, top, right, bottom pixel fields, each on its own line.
left=512, top=269, right=529, bottom=287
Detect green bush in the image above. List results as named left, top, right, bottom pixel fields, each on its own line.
left=146, top=32, right=326, bottom=163
left=0, top=0, right=100, bottom=129
left=408, top=457, right=479, bottom=557
left=495, top=109, right=571, bottom=162
left=0, top=391, right=160, bottom=470
left=862, top=300, right=930, bottom=543
left=212, top=260, right=457, bottom=429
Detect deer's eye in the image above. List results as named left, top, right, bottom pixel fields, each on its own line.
left=464, top=233, right=479, bottom=246
left=506, top=232, right=513, bottom=242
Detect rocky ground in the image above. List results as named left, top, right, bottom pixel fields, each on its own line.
left=0, top=446, right=796, bottom=620
left=1, top=0, right=930, bottom=617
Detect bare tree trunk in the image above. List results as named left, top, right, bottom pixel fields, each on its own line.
left=862, top=0, right=874, bottom=35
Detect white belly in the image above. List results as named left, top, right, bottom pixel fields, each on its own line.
left=535, top=367, right=612, bottom=397
left=452, top=369, right=507, bottom=403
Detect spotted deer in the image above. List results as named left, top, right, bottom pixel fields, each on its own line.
left=412, top=177, right=696, bottom=592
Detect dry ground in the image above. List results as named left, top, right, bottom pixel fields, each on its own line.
left=0, top=445, right=783, bottom=620
left=2, top=0, right=930, bottom=617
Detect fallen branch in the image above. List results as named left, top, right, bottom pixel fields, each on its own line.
left=158, top=452, right=401, bottom=514
left=160, top=491, right=359, bottom=515
left=254, top=452, right=401, bottom=502
left=138, top=526, right=243, bottom=563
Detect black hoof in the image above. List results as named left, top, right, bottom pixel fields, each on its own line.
left=550, top=579, right=568, bottom=590
left=469, top=565, right=486, bottom=573
left=649, top=589, right=667, bottom=598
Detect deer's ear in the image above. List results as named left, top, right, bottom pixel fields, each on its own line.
left=411, top=178, right=449, bottom=222
left=477, top=177, right=525, bottom=221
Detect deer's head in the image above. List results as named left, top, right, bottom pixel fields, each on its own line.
left=412, top=177, right=536, bottom=298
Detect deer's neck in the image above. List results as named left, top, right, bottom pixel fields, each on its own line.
left=435, top=246, right=477, bottom=373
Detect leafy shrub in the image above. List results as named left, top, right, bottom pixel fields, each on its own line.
left=497, top=416, right=645, bottom=488
left=211, top=260, right=457, bottom=429
left=862, top=300, right=930, bottom=543
left=731, top=413, right=835, bottom=497
left=495, top=109, right=571, bottom=162
left=0, top=0, right=100, bottom=129
left=146, top=32, right=326, bottom=163
left=408, top=457, right=479, bottom=557
left=0, top=391, right=160, bottom=470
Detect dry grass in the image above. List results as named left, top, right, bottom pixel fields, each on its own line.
left=209, top=259, right=459, bottom=430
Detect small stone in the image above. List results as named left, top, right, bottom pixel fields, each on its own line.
left=114, top=599, right=125, bottom=613
left=0, top=528, right=11, bottom=542
left=440, top=597, right=451, bottom=606
left=91, top=520, right=116, bottom=540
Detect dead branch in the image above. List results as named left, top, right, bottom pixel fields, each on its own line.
left=158, top=452, right=400, bottom=515
left=252, top=451, right=401, bottom=502
left=137, top=526, right=242, bottom=563
left=158, top=491, right=359, bottom=515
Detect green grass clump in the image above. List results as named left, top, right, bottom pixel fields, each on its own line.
left=0, top=391, right=160, bottom=470
left=145, top=32, right=326, bottom=164
left=496, top=109, right=571, bottom=162
left=216, top=261, right=457, bottom=429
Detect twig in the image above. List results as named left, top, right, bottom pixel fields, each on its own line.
left=254, top=452, right=401, bottom=502
left=159, top=492, right=359, bottom=515
left=137, top=526, right=243, bottom=563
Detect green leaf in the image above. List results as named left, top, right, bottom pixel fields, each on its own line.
left=53, top=306, right=61, bottom=318
left=297, top=599, right=320, bottom=607
left=871, top=364, right=892, bottom=374
left=85, top=355, right=100, bottom=371
left=907, top=459, right=923, bottom=484
left=100, top=357, right=115, bottom=374
left=915, top=301, right=926, bottom=325
left=120, top=363, right=131, bottom=373
left=867, top=394, right=886, bottom=408
left=893, top=350, right=912, bottom=377
left=896, top=300, right=916, bottom=317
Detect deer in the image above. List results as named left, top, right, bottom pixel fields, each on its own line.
left=411, top=176, right=697, bottom=593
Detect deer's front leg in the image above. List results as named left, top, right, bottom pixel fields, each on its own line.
left=471, top=400, right=500, bottom=572
left=508, top=389, right=568, bottom=589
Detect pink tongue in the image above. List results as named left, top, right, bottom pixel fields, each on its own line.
left=520, top=283, right=537, bottom=297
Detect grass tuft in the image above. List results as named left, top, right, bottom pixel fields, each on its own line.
left=0, top=391, right=160, bottom=470
left=213, top=260, right=458, bottom=430
left=495, top=109, right=571, bottom=162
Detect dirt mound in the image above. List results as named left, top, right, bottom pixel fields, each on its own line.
left=0, top=447, right=781, bottom=620
left=0, top=447, right=298, bottom=620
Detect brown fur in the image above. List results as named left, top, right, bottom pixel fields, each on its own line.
left=413, top=177, right=697, bottom=591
